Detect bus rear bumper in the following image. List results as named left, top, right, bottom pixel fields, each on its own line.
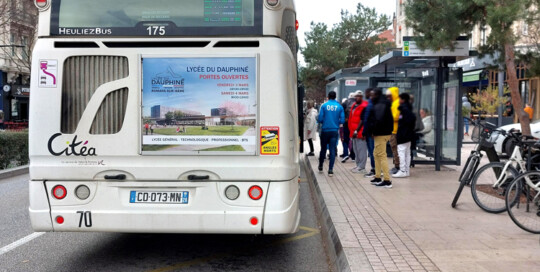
left=29, top=178, right=299, bottom=234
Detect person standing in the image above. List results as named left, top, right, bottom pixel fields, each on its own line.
left=349, top=91, right=369, bottom=173
left=318, top=91, right=345, bottom=177
left=409, top=95, right=423, bottom=168
left=393, top=93, right=416, bottom=178
left=524, top=104, right=534, bottom=120
left=145, top=123, right=149, bottom=135
left=341, top=93, right=356, bottom=162
left=304, top=101, right=318, bottom=156
left=388, top=87, right=401, bottom=174
left=366, top=88, right=394, bottom=188
left=362, top=88, right=376, bottom=178
left=462, top=96, right=472, bottom=136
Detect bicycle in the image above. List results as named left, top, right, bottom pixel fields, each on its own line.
left=468, top=130, right=535, bottom=213
left=505, top=140, right=540, bottom=234
left=452, top=119, right=500, bottom=208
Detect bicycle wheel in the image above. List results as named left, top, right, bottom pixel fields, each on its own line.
left=505, top=172, right=540, bottom=234
left=452, top=156, right=479, bottom=208
left=470, top=162, right=519, bottom=213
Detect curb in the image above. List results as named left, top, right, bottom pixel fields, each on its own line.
left=302, top=156, right=350, bottom=272
left=0, top=165, right=29, bottom=180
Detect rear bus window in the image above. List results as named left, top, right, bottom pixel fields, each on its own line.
left=50, top=0, right=262, bottom=36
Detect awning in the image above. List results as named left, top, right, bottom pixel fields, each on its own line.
left=462, top=70, right=483, bottom=82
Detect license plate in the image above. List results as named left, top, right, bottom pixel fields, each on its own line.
left=129, top=191, right=189, bottom=204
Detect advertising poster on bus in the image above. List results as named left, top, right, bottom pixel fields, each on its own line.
left=142, top=57, right=257, bottom=154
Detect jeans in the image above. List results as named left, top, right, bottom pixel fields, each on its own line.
left=351, top=138, right=368, bottom=170
left=341, top=126, right=349, bottom=157
left=374, top=135, right=391, bottom=180
left=319, top=131, right=339, bottom=171
left=464, top=117, right=469, bottom=134
left=397, top=142, right=411, bottom=174
left=366, top=136, right=375, bottom=170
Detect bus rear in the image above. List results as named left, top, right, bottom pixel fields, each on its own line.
left=29, top=0, right=300, bottom=234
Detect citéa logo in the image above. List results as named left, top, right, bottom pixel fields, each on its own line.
left=47, top=133, right=97, bottom=156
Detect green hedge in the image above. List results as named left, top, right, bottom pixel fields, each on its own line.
left=0, top=131, right=29, bottom=170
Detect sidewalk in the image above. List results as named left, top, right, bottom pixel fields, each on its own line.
left=304, top=142, right=540, bottom=272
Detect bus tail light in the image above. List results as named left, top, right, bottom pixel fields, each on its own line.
left=75, top=185, right=91, bottom=200
left=248, top=186, right=263, bottom=200
left=250, top=217, right=258, bottom=225
left=52, top=185, right=67, bottom=200
left=35, top=0, right=50, bottom=10
left=225, top=185, right=240, bottom=200
left=266, top=0, right=279, bottom=7
left=295, top=20, right=299, bottom=31
left=55, top=216, right=64, bottom=224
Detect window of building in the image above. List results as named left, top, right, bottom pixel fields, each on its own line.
left=10, top=34, right=16, bottom=56
left=480, top=27, right=486, bottom=46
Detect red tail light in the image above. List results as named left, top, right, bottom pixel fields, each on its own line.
left=295, top=20, right=299, bottom=31
left=56, top=216, right=64, bottom=224
left=35, top=0, right=49, bottom=9
left=52, top=185, right=67, bottom=200
left=250, top=217, right=258, bottom=225
left=248, top=186, right=263, bottom=200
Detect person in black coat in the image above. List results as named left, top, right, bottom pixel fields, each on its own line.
left=393, top=93, right=416, bottom=178
left=365, top=88, right=394, bottom=188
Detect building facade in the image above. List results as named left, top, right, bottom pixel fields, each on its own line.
left=0, top=0, right=37, bottom=127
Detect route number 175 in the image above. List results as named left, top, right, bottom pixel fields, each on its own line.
left=147, top=26, right=166, bottom=36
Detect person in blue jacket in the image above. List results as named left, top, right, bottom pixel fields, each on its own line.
left=318, top=91, right=345, bottom=177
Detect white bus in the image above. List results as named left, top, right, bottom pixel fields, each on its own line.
left=29, top=0, right=300, bottom=234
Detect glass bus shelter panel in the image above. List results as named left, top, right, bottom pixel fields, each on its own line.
left=394, top=68, right=438, bottom=163
left=440, top=69, right=462, bottom=162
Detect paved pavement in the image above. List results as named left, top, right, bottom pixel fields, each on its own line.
left=0, top=167, right=329, bottom=272
left=305, top=140, right=540, bottom=272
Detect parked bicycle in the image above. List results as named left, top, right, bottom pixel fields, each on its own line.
left=505, top=140, right=540, bottom=234
left=469, top=130, right=538, bottom=213
left=452, top=118, right=501, bottom=208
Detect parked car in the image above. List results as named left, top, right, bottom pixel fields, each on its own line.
left=493, top=119, right=540, bottom=156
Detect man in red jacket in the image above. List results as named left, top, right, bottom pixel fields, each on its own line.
left=349, top=91, right=369, bottom=174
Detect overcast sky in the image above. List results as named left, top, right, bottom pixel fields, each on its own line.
left=295, top=0, right=396, bottom=64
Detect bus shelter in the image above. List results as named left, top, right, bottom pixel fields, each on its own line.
left=328, top=51, right=464, bottom=170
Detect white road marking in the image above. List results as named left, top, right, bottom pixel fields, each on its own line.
left=0, top=232, right=45, bottom=256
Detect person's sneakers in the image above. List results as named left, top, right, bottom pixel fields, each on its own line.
left=364, top=170, right=376, bottom=178
left=328, top=170, right=334, bottom=177
left=350, top=166, right=359, bottom=171
left=339, top=154, right=346, bottom=158
left=352, top=168, right=365, bottom=174
left=341, top=156, right=350, bottom=163
left=392, top=170, right=410, bottom=178
left=370, top=178, right=382, bottom=185
left=390, top=167, right=400, bottom=174
left=306, top=152, right=315, bottom=156
left=318, top=163, right=323, bottom=172
left=375, top=180, right=393, bottom=188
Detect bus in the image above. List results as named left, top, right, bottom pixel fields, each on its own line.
left=29, top=0, right=300, bottom=234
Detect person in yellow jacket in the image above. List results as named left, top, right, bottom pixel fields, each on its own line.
left=387, top=87, right=401, bottom=174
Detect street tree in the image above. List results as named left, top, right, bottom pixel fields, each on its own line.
left=405, top=0, right=538, bottom=135
left=301, top=3, right=392, bottom=102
